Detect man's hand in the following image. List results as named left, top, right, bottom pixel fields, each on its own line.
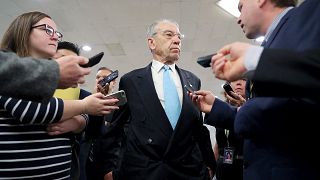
left=46, top=115, right=86, bottom=135
left=104, top=171, right=113, bottom=180
left=97, top=83, right=110, bottom=95
left=81, top=93, right=120, bottom=116
left=207, top=167, right=214, bottom=179
left=225, top=91, right=246, bottom=107
left=212, top=42, right=251, bottom=81
left=55, top=55, right=91, bottom=89
left=188, top=90, right=215, bottom=113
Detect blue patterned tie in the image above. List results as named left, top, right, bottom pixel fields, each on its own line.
left=163, top=65, right=181, bottom=129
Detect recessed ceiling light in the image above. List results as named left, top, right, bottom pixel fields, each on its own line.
left=216, top=0, right=240, bottom=18
left=82, top=45, right=92, bottom=52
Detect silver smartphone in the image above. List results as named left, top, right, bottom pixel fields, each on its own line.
left=105, top=90, right=127, bottom=106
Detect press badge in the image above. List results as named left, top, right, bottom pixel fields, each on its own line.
left=223, top=147, right=234, bottom=164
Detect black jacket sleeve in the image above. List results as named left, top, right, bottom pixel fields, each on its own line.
left=253, top=48, right=320, bottom=99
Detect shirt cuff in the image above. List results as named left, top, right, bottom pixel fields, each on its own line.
left=244, top=46, right=264, bottom=71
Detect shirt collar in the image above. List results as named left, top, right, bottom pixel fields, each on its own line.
left=264, top=7, right=294, bottom=42
left=151, top=59, right=176, bottom=73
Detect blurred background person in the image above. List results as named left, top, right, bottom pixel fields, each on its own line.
left=81, top=67, right=120, bottom=180
left=213, top=79, right=246, bottom=180
left=53, top=40, right=92, bottom=180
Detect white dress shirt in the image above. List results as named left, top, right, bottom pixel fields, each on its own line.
left=151, top=60, right=183, bottom=109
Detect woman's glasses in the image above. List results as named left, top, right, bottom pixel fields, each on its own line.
left=31, top=24, right=63, bottom=41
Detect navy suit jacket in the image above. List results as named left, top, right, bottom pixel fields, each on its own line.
left=252, top=48, right=320, bottom=98
left=206, top=1, right=320, bottom=180
left=108, top=63, right=216, bottom=180
left=237, top=1, right=320, bottom=180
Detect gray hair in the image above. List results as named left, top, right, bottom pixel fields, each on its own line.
left=146, top=19, right=180, bottom=38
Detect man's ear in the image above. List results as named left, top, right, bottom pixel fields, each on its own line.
left=148, top=38, right=156, bottom=50
left=257, top=0, right=267, bottom=8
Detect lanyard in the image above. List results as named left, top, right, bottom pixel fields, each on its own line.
left=225, top=129, right=230, bottom=147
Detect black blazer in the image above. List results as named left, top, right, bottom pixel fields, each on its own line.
left=108, top=63, right=216, bottom=180
left=251, top=48, right=320, bottom=98
left=235, top=1, right=320, bottom=179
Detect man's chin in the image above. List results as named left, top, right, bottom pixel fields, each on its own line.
left=170, top=54, right=180, bottom=61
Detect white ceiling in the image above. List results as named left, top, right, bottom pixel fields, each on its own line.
left=1, top=0, right=258, bottom=98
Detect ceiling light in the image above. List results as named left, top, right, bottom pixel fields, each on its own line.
left=82, top=45, right=92, bottom=52
left=216, top=0, right=240, bottom=18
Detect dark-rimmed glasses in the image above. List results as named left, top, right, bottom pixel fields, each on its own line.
left=153, top=30, right=185, bottom=40
left=31, top=24, right=63, bottom=41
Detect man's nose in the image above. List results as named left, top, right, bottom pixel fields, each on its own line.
left=237, top=18, right=241, bottom=25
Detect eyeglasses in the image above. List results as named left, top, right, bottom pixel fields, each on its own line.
left=31, top=24, right=63, bottom=41
left=153, top=30, right=185, bottom=40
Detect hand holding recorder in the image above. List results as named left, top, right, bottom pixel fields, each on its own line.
left=212, top=42, right=251, bottom=81
left=97, top=70, right=119, bottom=95
left=99, top=70, right=119, bottom=87
left=223, top=82, right=246, bottom=106
left=55, top=55, right=91, bottom=88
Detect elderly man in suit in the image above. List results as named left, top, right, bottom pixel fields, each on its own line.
left=106, top=19, right=216, bottom=180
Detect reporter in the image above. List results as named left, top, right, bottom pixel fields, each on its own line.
left=0, top=11, right=117, bottom=179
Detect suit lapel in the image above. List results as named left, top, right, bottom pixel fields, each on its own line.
left=133, top=63, right=173, bottom=137
left=163, top=66, right=199, bottom=155
left=173, top=67, right=194, bottom=130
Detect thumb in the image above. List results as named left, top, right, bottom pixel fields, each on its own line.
left=78, top=56, right=89, bottom=65
left=218, top=43, right=232, bottom=56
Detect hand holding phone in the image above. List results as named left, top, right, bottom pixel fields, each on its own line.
left=197, top=53, right=217, bottom=68
left=80, top=52, right=104, bottom=68
left=104, top=90, right=127, bottom=106
left=99, top=70, right=119, bottom=87
left=223, top=82, right=236, bottom=98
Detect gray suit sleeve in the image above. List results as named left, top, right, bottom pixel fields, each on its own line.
left=0, top=50, right=59, bottom=102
